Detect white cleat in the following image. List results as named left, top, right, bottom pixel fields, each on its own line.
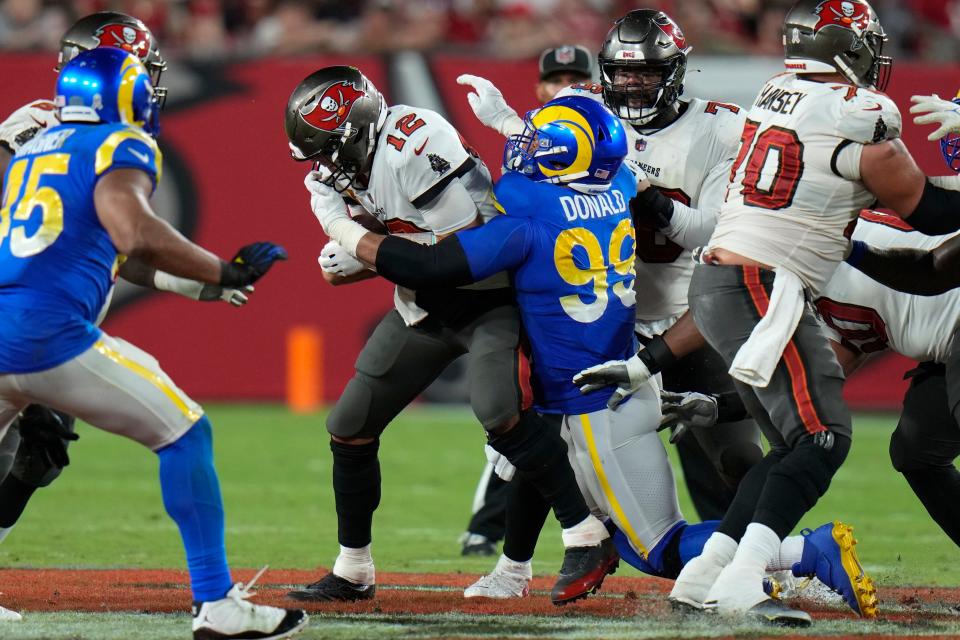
left=0, top=604, right=21, bottom=621
left=464, top=555, right=531, bottom=599
left=192, top=568, right=308, bottom=640
left=668, top=553, right=726, bottom=611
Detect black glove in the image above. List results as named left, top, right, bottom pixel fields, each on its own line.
left=16, top=405, right=78, bottom=469
left=220, top=242, right=288, bottom=288
left=629, top=186, right=675, bottom=230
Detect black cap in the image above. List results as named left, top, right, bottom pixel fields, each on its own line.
left=538, top=45, right=593, bottom=81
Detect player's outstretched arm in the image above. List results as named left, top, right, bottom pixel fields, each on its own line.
left=95, top=169, right=286, bottom=288
left=119, top=257, right=253, bottom=306
left=847, top=233, right=960, bottom=295
left=861, top=139, right=960, bottom=235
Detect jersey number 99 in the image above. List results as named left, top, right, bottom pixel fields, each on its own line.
left=554, top=220, right=635, bottom=323
left=0, top=154, right=69, bottom=257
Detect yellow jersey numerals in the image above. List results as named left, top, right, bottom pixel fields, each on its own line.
left=0, top=153, right=69, bottom=257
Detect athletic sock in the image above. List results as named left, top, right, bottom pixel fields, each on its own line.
left=769, top=534, right=805, bottom=571
left=156, top=416, right=233, bottom=603
left=698, top=531, right=738, bottom=567
left=561, top=515, right=608, bottom=548
left=0, top=475, right=37, bottom=528
left=726, top=523, right=781, bottom=576
left=331, top=439, right=381, bottom=548
left=333, top=544, right=375, bottom=585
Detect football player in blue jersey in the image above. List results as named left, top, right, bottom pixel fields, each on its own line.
left=0, top=48, right=303, bottom=639
left=0, top=17, right=253, bottom=620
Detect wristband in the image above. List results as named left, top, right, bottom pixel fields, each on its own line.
left=153, top=270, right=203, bottom=300
left=845, top=240, right=868, bottom=267
left=637, top=334, right=678, bottom=374
left=326, top=216, right=369, bottom=254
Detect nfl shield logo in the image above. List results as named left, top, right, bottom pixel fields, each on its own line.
left=635, top=139, right=647, bottom=152
left=555, top=46, right=576, bottom=64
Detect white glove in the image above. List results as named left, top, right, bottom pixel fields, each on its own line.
left=318, top=240, right=365, bottom=278
left=910, top=94, right=960, bottom=141
left=484, top=444, right=516, bottom=482
left=0, top=100, right=60, bottom=152
left=304, top=169, right=368, bottom=252
left=456, top=74, right=526, bottom=138
left=657, top=390, right=719, bottom=444
left=573, top=352, right=653, bottom=409
left=153, top=271, right=253, bottom=307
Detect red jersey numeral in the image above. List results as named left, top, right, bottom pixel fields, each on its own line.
left=705, top=101, right=741, bottom=115
left=385, top=134, right=405, bottom=151
left=730, top=122, right=804, bottom=210
left=396, top=113, right=426, bottom=136
left=815, top=297, right=889, bottom=354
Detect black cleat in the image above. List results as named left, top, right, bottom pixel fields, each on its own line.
left=287, top=573, right=375, bottom=602
left=746, top=599, right=812, bottom=627
left=550, top=537, right=619, bottom=605
left=461, top=533, right=497, bottom=557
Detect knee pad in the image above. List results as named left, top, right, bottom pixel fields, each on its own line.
left=767, top=432, right=850, bottom=507
left=889, top=426, right=915, bottom=473
left=327, top=377, right=375, bottom=439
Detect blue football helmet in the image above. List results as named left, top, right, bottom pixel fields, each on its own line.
left=503, top=95, right=627, bottom=194
left=55, top=47, right=160, bottom=137
left=941, top=97, right=960, bottom=174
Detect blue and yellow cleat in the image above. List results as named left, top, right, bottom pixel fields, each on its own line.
left=792, top=521, right=878, bottom=618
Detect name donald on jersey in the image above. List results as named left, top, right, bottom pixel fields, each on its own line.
left=559, top=188, right=628, bottom=222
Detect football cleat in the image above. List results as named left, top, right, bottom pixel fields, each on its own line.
left=460, top=532, right=497, bottom=557
left=550, top=537, right=619, bottom=605
left=792, top=521, right=878, bottom=618
left=287, top=572, right=375, bottom=602
left=464, top=556, right=531, bottom=599
left=668, top=552, right=726, bottom=611
left=0, top=603, right=21, bottom=622
left=193, top=568, right=307, bottom=640
left=745, top=599, right=812, bottom=627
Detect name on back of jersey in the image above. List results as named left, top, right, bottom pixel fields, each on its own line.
left=753, top=83, right=807, bottom=115
left=17, top=128, right=74, bottom=156
left=558, top=189, right=627, bottom=222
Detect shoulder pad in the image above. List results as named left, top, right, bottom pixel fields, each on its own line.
left=832, top=86, right=901, bottom=144
left=0, top=99, right=60, bottom=153
left=693, top=99, right=747, bottom=152
left=94, top=125, right=162, bottom=186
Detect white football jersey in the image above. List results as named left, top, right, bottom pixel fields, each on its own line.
left=816, top=211, right=960, bottom=363
left=558, top=84, right=746, bottom=325
left=342, top=105, right=506, bottom=324
left=709, top=73, right=901, bottom=294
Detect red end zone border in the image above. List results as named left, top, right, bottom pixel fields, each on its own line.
left=1, top=568, right=958, bottom=627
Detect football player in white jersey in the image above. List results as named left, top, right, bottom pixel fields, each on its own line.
left=651, top=0, right=960, bottom=624
left=283, top=66, right=615, bottom=604
left=0, top=13, right=253, bottom=624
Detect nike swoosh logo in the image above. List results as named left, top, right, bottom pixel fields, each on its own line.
left=414, top=138, right=429, bottom=155
left=864, top=105, right=883, bottom=111
left=129, top=149, right=151, bottom=164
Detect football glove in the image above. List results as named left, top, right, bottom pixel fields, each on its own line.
left=456, top=74, right=525, bottom=137
left=484, top=444, right=516, bottom=482
left=153, top=271, right=253, bottom=306
left=16, top=405, right=78, bottom=469
left=0, top=100, right=59, bottom=153
left=220, top=242, right=287, bottom=288
left=573, top=352, right=653, bottom=410
left=657, top=390, right=719, bottom=444
left=318, top=240, right=365, bottom=278
left=910, top=94, right=960, bottom=141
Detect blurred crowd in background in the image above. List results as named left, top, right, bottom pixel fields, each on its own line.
left=0, top=0, right=958, bottom=63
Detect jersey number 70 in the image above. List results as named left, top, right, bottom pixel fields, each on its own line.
left=553, top=220, right=636, bottom=323
left=0, top=154, right=69, bottom=257
left=730, top=120, right=804, bottom=210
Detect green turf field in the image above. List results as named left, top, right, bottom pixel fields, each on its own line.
left=1, top=405, right=956, bottom=639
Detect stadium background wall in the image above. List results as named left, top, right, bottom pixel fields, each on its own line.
left=0, top=53, right=955, bottom=408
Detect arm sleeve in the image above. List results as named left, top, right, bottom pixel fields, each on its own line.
left=375, top=216, right=530, bottom=289
left=661, top=161, right=727, bottom=250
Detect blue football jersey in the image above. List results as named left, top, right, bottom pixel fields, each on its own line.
left=0, top=122, right=161, bottom=372
left=456, top=166, right=637, bottom=414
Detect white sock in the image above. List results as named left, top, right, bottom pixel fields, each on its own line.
left=495, top=554, right=532, bottom=579
left=333, top=544, right=375, bottom=585
left=768, top=534, right=805, bottom=572
left=730, top=523, right=781, bottom=574
left=698, top=532, right=738, bottom=567
left=0, top=526, right=12, bottom=545
left=561, top=515, right=609, bottom=548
